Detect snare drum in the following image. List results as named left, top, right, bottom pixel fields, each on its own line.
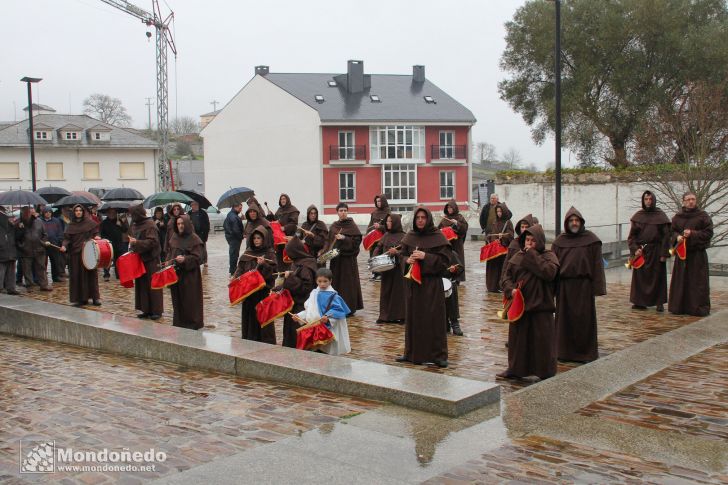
left=367, top=254, right=396, bottom=273
left=316, top=248, right=340, bottom=265
left=82, top=239, right=114, bottom=270
left=442, top=278, right=453, bottom=298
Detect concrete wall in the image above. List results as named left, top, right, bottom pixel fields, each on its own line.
left=0, top=147, right=157, bottom=195
left=202, top=75, right=322, bottom=210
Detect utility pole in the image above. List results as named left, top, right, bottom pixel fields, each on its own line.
left=553, top=0, right=562, bottom=236
left=21, top=77, right=42, bottom=192
left=145, top=97, right=154, bottom=131
left=210, top=100, right=219, bottom=112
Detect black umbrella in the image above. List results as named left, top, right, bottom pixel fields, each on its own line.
left=216, top=187, right=255, bottom=209
left=35, top=186, right=71, bottom=204
left=102, top=187, right=145, bottom=201
left=0, top=190, right=48, bottom=206
left=177, top=189, right=212, bottom=209
left=98, top=201, right=133, bottom=214
left=55, top=194, right=97, bottom=207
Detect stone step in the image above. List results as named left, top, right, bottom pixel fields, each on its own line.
left=0, top=295, right=499, bottom=417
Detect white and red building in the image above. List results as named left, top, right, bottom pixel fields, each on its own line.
left=202, top=61, right=476, bottom=220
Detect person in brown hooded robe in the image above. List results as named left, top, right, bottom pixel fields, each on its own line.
left=373, top=213, right=406, bottom=323
left=552, top=207, right=606, bottom=363
left=498, top=224, right=559, bottom=382
left=668, top=192, right=713, bottom=316
left=485, top=203, right=514, bottom=292
left=438, top=200, right=468, bottom=283
left=367, top=194, right=391, bottom=279
left=168, top=215, right=204, bottom=329
left=301, top=205, right=328, bottom=264
left=164, top=203, right=184, bottom=256
left=628, top=191, right=671, bottom=311
left=324, top=202, right=363, bottom=314
left=395, top=207, right=450, bottom=367
left=128, top=204, right=163, bottom=319
left=242, top=201, right=272, bottom=248
left=232, top=226, right=277, bottom=344
left=278, top=236, right=317, bottom=347
left=505, top=214, right=538, bottom=266
left=61, top=204, right=100, bottom=306
left=271, top=193, right=299, bottom=272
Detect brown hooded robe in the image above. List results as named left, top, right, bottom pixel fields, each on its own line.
left=280, top=237, right=317, bottom=347
left=243, top=202, right=273, bottom=248
left=373, top=214, right=406, bottom=322
left=129, top=204, right=164, bottom=316
left=164, top=203, right=184, bottom=256
left=325, top=217, right=363, bottom=312
left=505, top=214, right=538, bottom=266
left=552, top=207, right=606, bottom=363
left=62, top=205, right=100, bottom=304
left=233, top=227, right=277, bottom=344
left=500, top=224, right=559, bottom=379
left=485, top=203, right=514, bottom=292
left=400, top=207, right=450, bottom=364
left=628, top=191, right=671, bottom=308
left=168, top=215, right=204, bottom=329
left=273, top=193, right=300, bottom=271
left=668, top=207, right=713, bottom=316
left=438, top=200, right=469, bottom=282
left=301, top=205, right=329, bottom=263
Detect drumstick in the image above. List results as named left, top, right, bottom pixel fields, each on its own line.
left=297, top=226, right=315, bottom=237
left=44, top=242, right=63, bottom=250
left=240, top=253, right=276, bottom=264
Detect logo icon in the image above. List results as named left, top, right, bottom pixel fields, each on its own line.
left=20, top=440, right=55, bottom=473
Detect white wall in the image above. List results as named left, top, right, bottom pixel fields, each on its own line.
left=0, top=147, right=157, bottom=196
left=202, top=75, right=322, bottom=211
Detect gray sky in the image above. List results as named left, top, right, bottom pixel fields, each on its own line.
left=2, top=0, right=572, bottom=168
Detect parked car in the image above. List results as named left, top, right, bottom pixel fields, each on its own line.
left=206, top=206, right=225, bottom=232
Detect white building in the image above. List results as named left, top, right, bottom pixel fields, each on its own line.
left=0, top=113, right=159, bottom=195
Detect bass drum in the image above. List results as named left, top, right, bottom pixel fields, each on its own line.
left=82, top=239, right=114, bottom=270
left=442, top=278, right=453, bottom=298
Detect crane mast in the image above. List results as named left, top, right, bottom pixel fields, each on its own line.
left=98, top=0, right=177, bottom=191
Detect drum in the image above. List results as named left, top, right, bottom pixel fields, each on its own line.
left=116, top=251, right=146, bottom=288
left=256, top=289, right=294, bottom=327
left=497, top=288, right=525, bottom=323
left=479, top=240, right=508, bottom=262
left=270, top=221, right=287, bottom=247
left=151, top=265, right=178, bottom=289
left=82, top=239, right=114, bottom=270
left=316, top=248, right=340, bottom=265
left=229, top=270, right=266, bottom=306
left=367, top=254, right=396, bottom=273
left=440, top=226, right=458, bottom=241
left=442, top=278, right=453, bottom=298
left=362, top=229, right=384, bottom=251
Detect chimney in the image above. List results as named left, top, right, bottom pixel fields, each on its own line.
left=413, top=65, right=425, bottom=83
left=347, top=60, right=364, bottom=94
left=255, top=65, right=269, bottom=76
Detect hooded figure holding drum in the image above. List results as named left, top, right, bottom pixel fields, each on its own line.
left=61, top=204, right=101, bottom=307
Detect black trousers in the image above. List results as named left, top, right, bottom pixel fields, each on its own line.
left=226, top=237, right=241, bottom=275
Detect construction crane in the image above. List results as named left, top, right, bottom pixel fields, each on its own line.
left=98, top=0, right=177, bottom=190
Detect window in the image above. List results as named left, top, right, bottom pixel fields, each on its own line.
left=424, top=96, right=436, bottom=104
left=439, top=131, right=455, bottom=159
left=83, top=162, right=100, bottom=180
left=440, top=171, right=455, bottom=199
left=119, top=162, right=145, bottom=179
left=339, top=172, right=355, bottom=201
left=338, top=131, right=355, bottom=160
left=370, top=94, right=380, bottom=103
left=35, top=131, right=48, bottom=140
left=383, top=164, right=417, bottom=203
left=0, top=163, right=20, bottom=180
left=64, top=132, right=78, bottom=140
left=314, top=95, right=325, bottom=103
left=46, top=162, right=64, bottom=180
left=94, top=133, right=101, bottom=140
left=369, top=126, right=425, bottom=161
left=327, top=80, right=337, bottom=87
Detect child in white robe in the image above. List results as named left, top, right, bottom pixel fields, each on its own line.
left=297, top=268, right=351, bottom=355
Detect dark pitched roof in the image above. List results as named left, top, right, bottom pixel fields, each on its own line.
left=22, top=103, right=56, bottom=112
left=262, top=73, right=476, bottom=124
left=0, top=114, right=158, bottom=148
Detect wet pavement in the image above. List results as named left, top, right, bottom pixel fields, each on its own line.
left=23, top=233, right=728, bottom=394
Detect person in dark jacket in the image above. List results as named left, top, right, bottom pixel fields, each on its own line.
left=153, top=207, right=167, bottom=261
left=16, top=207, right=51, bottom=291
left=41, top=207, right=65, bottom=282
left=479, top=193, right=512, bottom=233
left=187, top=200, right=210, bottom=265
left=0, top=207, right=19, bottom=294
left=100, top=208, right=129, bottom=281
left=223, top=203, right=244, bottom=275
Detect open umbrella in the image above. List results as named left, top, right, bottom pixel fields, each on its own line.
left=35, top=186, right=71, bottom=204
left=102, top=187, right=145, bottom=201
left=216, top=187, right=255, bottom=209
left=55, top=194, right=97, bottom=207
left=0, top=190, right=48, bottom=207
left=72, top=191, right=102, bottom=205
left=98, top=201, right=133, bottom=214
left=142, top=191, right=193, bottom=209
left=177, top=189, right=212, bottom=209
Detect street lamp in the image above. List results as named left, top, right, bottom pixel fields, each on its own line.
left=21, top=76, right=42, bottom=192
left=548, top=0, right=562, bottom=236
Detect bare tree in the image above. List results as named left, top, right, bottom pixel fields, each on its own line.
left=636, top=82, right=728, bottom=247
left=82, top=94, right=132, bottom=126
left=502, top=147, right=522, bottom=169
left=475, top=142, right=497, bottom=165
left=170, top=116, right=200, bottom=136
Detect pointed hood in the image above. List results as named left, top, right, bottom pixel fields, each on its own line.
left=563, top=206, right=585, bottom=234
left=276, top=193, right=298, bottom=217
left=245, top=201, right=270, bottom=228
left=552, top=207, right=601, bottom=248
left=130, top=203, right=156, bottom=234
left=443, top=199, right=460, bottom=216
left=168, top=214, right=203, bottom=251
left=515, top=214, right=538, bottom=236
left=65, top=204, right=98, bottom=235
left=631, top=190, right=670, bottom=224
left=402, top=206, right=449, bottom=249
left=385, top=213, right=404, bottom=234
left=519, top=224, right=547, bottom=252
left=246, top=225, right=273, bottom=253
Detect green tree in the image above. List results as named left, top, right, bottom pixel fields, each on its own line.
left=499, top=0, right=728, bottom=168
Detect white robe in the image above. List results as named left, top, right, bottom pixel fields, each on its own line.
left=297, top=286, right=351, bottom=355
